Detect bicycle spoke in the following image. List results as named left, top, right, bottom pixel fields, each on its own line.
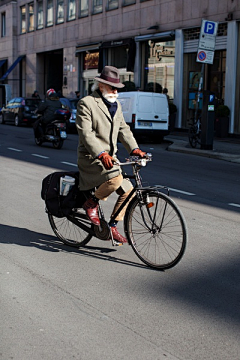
left=125, top=191, right=187, bottom=269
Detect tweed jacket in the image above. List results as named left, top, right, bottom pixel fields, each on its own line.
left=76, top=90, right=138, bottom=191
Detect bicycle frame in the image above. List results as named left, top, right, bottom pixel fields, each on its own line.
left=68, top=155, right=169, bottom=245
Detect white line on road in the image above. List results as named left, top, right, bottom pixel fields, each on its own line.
left=169, top=187, right=195, bottom=196
left=155, top=185, right=195, bottom=196
left=32, top=154, right=49, bottom=159
left=228, top=203, right=240, bottom=208
left=8, top=147, right=22, bottom=152
left=61, top=161, right=78, bottom=167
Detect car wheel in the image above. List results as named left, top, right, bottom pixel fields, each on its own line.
left=14, top=115, right=21, bottom=127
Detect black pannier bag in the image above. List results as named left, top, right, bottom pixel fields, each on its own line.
left=41, top=171, right=86, bottom=217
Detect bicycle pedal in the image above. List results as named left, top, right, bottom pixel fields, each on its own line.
left=112, top=239, right=123, bottom=246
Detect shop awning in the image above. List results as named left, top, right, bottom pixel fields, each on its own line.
left=75, top=42, right=100, bottom=54
left=135, top=31, right=175, bottom=42
left=0, top=59, right=7, bottom=69
left=0, top=55, right=24, bottom=81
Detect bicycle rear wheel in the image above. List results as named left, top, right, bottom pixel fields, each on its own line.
left=48, top=208, right=92, bottom=247
left=124, top=191, right=187, bottom=270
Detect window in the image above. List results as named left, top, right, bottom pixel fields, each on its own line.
left=79, top=0, right=88, bottom=17
left=47, top=0, right=54, bottom=27
left=20, top=6, right=26, bottom=34
left=144, top=40, right=175, bottom=97
left=28, top=3, right=34, bottom=32
left=92, top=0, right=102, bottom=14
left=107, top=0, right=118, bottom=10
left=37, top=0, right=44, bottom=29
left=1, top=12, right=6, bottom=37
left=68, top=0, right=76, bottom=21
left=57, top=0, right=64, bottom=23
left=123, top=0, right=135, bottom=5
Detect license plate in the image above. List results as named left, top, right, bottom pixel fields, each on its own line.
left=138, top=121, right=152, bottom=127
left=32, top=115, right=38, bottom=119
left=60, top=131, right=67, bottom=139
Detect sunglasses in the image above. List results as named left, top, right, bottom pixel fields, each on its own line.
left=109, top=85, right=118, bottom=91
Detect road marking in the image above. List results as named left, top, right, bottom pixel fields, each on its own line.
left=61, top=161, right=78, bottom=167
left=228, top=203, right=240, bottom=208
left=154, top=185, right=195, bottom=196
left=8, top=147, right=22, bottom=152
left=32, top=154, right=49, bottom=159
left=169, top=188, right=195, bottom=196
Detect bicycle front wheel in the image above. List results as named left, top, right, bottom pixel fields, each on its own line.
left=48, top=209, right=92, bottom=247
left=125, top=191, right=187, bottom=270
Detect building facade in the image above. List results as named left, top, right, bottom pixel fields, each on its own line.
left=0, top=0, right=240, bottom=134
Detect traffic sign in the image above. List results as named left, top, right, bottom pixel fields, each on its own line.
left=196, top=49, right=215, bottom=64
left=198, top=19, right=218, bottom=51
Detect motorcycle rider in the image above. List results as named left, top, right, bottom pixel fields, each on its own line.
left=34, top=88, right=62, bottom=138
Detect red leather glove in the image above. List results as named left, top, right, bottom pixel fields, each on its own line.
left=131, top=148, right=146, bottom=158
left=98, top=152, right=114, bottom=170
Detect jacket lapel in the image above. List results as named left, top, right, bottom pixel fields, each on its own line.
left=94, top=91, right=112, bottom=122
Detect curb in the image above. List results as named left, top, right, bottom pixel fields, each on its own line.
left=167, top=141, right=240, bottom=164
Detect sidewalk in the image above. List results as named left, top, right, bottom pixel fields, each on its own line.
left=165, top=132, right=240, bottom=164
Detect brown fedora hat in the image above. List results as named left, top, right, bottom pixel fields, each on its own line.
left=94, top=66, right=125, bottom=88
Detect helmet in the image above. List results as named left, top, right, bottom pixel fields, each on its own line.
left=46, top=88, right=56, bottom=97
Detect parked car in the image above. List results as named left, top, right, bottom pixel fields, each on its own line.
left=60, top=98, right=79, bottom=132
left=1, top=97, right=41, bottom=126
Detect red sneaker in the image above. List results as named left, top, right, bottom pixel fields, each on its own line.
left=83, top=198, right=100, bottom=226
left=111, top=226, right=127, bottom=243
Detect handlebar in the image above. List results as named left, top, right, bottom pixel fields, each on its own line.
left=115, top=153, right=152, bottom=167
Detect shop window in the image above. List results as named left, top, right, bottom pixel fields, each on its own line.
left=1, top=12, right=6, bottom=37
left=208, top=50, right=226, bottom=104
left=20, top=6, right=26, bottom=34
left=144, top=40, right=175, bottom=97
left=37, top=0, right=44, bottom=29
left=92, top=0, right=102, bottom=14
left=79, top=0, right=88, bottom=17
left=28, top=3, right=34, bottom=32
left=111, top=46, right=128, bottom=69
left=68, top=0, right=76, bottom=21
left=107, top=0, right=118, bottom=10
left=84, top=51, right=99, bottom=70
left=123, top=0, right=136, bottom=6
left=46, top=0, right=53, bottom=27
left=234, top=23, right=240, bottom=133
left=57, top=0, right=64, bottom=24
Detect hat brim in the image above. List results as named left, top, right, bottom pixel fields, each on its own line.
left=94, top=76, right=125, bottom=88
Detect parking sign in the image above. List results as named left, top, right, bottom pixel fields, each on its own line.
left=198, top=19, right=218, bottom=51
left=204, top=21, right=216, bottom=35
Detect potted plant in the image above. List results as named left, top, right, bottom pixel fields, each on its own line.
left=169, top=101, right=177, bottom=132
left=215, top=105, right=230, bottom=138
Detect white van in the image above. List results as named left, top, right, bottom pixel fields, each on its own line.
left=118, top=91, right=169, bottom=141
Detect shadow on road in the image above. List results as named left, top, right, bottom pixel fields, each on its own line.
left=0, top=223, right=149, bottom=270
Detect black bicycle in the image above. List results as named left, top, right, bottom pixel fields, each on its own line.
left=48, top=154, right=187, bottom=270
left=188, top=116, right=201, bottom=148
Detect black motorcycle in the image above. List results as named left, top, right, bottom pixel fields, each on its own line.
left=34, top=109, right=70, bottom=149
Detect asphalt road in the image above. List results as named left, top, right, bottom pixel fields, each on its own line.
left=0, top=125, right=239, bottom=360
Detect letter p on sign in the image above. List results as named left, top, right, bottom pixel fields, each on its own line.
left=204, top=21, right=215, bottom=34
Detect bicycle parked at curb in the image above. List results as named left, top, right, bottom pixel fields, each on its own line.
left=188, top=115, right=201, bottom=148
left=47, top=154, right=188, bottom=270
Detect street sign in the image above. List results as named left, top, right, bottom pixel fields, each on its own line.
left=196, top=49, right=215, bottom=64
left=198, top=20, right=218, bottom=51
